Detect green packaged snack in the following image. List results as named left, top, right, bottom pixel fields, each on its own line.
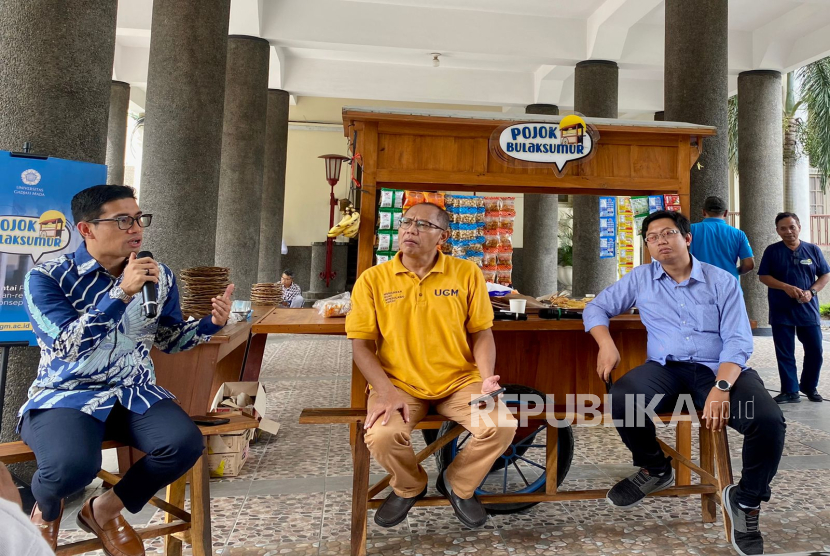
left=377, top=229, right=399, bottom=252
left=378, top=208, right=403, bottom=230
left=374, top=250, right=397, bottom=265
left=379, top=189, right=405, bottom=209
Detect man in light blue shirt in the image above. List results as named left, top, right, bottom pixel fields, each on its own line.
left=689, top=196, right=754, bottom=278
left=584, top=210, right=783, bottom=556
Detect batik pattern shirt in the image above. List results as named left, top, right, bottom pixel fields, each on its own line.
left=282, top=283, right=302, bottom=304
left=19, top=242, right=222, bottom=422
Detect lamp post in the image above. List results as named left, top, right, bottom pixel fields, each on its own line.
left=319, top=154, right=350, bottom=288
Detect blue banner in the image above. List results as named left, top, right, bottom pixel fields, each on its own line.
left=0, top=151, right=106, bottom=345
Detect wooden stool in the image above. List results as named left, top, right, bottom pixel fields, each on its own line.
left=299, top=408, right=735, bottom=556
left=0, top=415, right=258, bottom=556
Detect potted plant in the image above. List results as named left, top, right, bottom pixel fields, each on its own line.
left=558, top=211, right=573, bottom=287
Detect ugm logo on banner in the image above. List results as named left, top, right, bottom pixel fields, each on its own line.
left=0, top=151, right=106, bottom=345
left=489, top=114, right=599, bottom=177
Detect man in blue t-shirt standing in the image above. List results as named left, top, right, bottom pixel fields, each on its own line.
left=759, top=212, right=830, bottom=404
left=690, top=196, right=754, bottom=279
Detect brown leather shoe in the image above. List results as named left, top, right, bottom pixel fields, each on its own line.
left=76, top=496, right=145, bottom=556
left=30, top=500, right=63, bottom=551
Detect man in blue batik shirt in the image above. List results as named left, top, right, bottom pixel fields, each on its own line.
left=19, top=185, right=234, bottom=555
left=583, top=210, right=784, bottom=556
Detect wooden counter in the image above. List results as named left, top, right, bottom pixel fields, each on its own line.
left=244, top=308, right=648, bottom=401
left=153, top=305, right=278, bottom=415
left=119, top=305, right=277, bottom=471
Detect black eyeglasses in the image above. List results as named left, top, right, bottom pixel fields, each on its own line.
left=399, top=217, right=445, bottom=232
left=88, top=214, right=153, bottom=230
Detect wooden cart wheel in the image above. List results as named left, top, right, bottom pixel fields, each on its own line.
left=423, top=384, right=574, bottom=514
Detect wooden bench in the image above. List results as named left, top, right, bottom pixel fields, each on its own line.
left=0, top=414, right=259, bottom=556
left=300, top=407, right=735, bottom=556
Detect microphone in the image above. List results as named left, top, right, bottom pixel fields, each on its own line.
left=137, top=250, right=158, bottom=318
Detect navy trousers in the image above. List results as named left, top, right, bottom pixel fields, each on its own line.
left=771, top=323, right=823, bottom=394
left=21, top=399, right=204, bottom=521
left=609, top=361, right=786, bottom=507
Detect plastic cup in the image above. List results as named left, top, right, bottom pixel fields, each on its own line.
left=509, top=299, right=527, bottom=314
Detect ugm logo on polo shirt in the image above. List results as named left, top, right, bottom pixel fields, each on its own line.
left=435, top=289, right=459, bottom=297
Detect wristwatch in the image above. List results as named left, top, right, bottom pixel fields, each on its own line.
left=109, top=285, right=133, bottom=304
left=714, top=379, right=732, bottom=392
left=810, top=288, right=818, bottom=298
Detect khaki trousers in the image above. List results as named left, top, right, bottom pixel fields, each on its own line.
left=364, top=383, right=517, bottom=499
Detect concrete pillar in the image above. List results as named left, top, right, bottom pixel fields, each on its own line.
left=784, top=158, right=811, bottom=241
left=0, top=0, right=117, bottom=465
left=665, top=0, right=729, bottom=220
left=106, top=81, right=130, bottom=184
left=526, top=104, right=559, bottom=116
left=522, top=104, right=560, bottom=297
left=215, top=36, right=270, bottom=300
left=572, top=60, right=619, bottom=297
left=738, top=70, right=783, bottom=328
left=258, top=89, right=290, bottom=283
left=139, top=0, right=231, bottom=275
left=654, top=111, right=665, bottom=121
left=306, top=242, right=349, bottom=298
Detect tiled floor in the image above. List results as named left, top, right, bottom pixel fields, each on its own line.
left=57, top=333, right=830, bottom=555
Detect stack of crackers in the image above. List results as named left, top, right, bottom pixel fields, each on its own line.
left=251, top=283, right=284, bottom=306
left=180, top=267, right=231, bottom=319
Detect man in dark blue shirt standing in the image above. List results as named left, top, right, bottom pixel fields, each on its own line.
left=758, top=212, right=830, bottom=403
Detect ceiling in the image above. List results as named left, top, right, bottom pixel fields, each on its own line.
left=114, top=0, right=830, bottom=118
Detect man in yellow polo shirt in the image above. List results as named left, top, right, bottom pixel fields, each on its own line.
left=346, top=201, right=517, bottom=529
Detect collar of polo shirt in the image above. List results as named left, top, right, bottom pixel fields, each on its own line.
left=392, top=251, right=447, bottom=275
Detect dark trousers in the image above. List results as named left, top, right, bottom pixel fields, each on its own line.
left=771, top=323, right=823, bottom=394
left=609, top=361, right=786, bottom=507
left=21, top=399, right=204, bottom=521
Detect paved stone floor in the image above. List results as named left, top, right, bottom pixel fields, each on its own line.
left=57, top=334, right=830, bottom=555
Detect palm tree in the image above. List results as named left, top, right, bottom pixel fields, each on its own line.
left=800, top=58, right=830, bottom=193
left=783, top=71, right=809, bottom=223
left=728, top=56, right=830, bottom=196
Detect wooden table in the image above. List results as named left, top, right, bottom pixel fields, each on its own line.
left=118, top=306, right=277, bottom=471
left=241, top=308, right=348, bottom=380
left=243, top=308, right=648, bottom=401
left=154, top=305, right=278, bottom=415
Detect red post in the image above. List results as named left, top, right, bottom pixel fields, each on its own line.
left=321, top=184, right=337, bottom=287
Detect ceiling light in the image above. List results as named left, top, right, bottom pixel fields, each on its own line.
left=431, top=53, right=441, bottom=67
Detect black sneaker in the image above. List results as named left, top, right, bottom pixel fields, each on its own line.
left=606, top=466, right=674, bottom=508
left=801, top=388, right=824, bottom=402
left=722, top=484, right=764, bottom=555
left=374, top=486, right=427, bottom=528
left=773, top=392, right=800, bottom=404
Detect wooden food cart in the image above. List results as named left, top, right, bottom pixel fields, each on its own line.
left=244, top=107, right=733, bottom=556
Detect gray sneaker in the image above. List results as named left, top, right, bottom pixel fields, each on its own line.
left=722, top=484, right=764, bottom=555
left=606, top=467, right=674, bottom=508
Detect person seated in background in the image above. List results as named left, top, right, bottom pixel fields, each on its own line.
left=583, top=209, right=785, bottom=556
left=280, top=269, right=304, bottom=308
left=346, top=202, right=517, bottom=529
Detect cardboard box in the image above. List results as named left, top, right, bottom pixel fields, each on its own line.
left=209, top=382, right=281, bottom=435
left=207, top=446, right=249, bottom=477
left=206, top=382, right=280, bottom=477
